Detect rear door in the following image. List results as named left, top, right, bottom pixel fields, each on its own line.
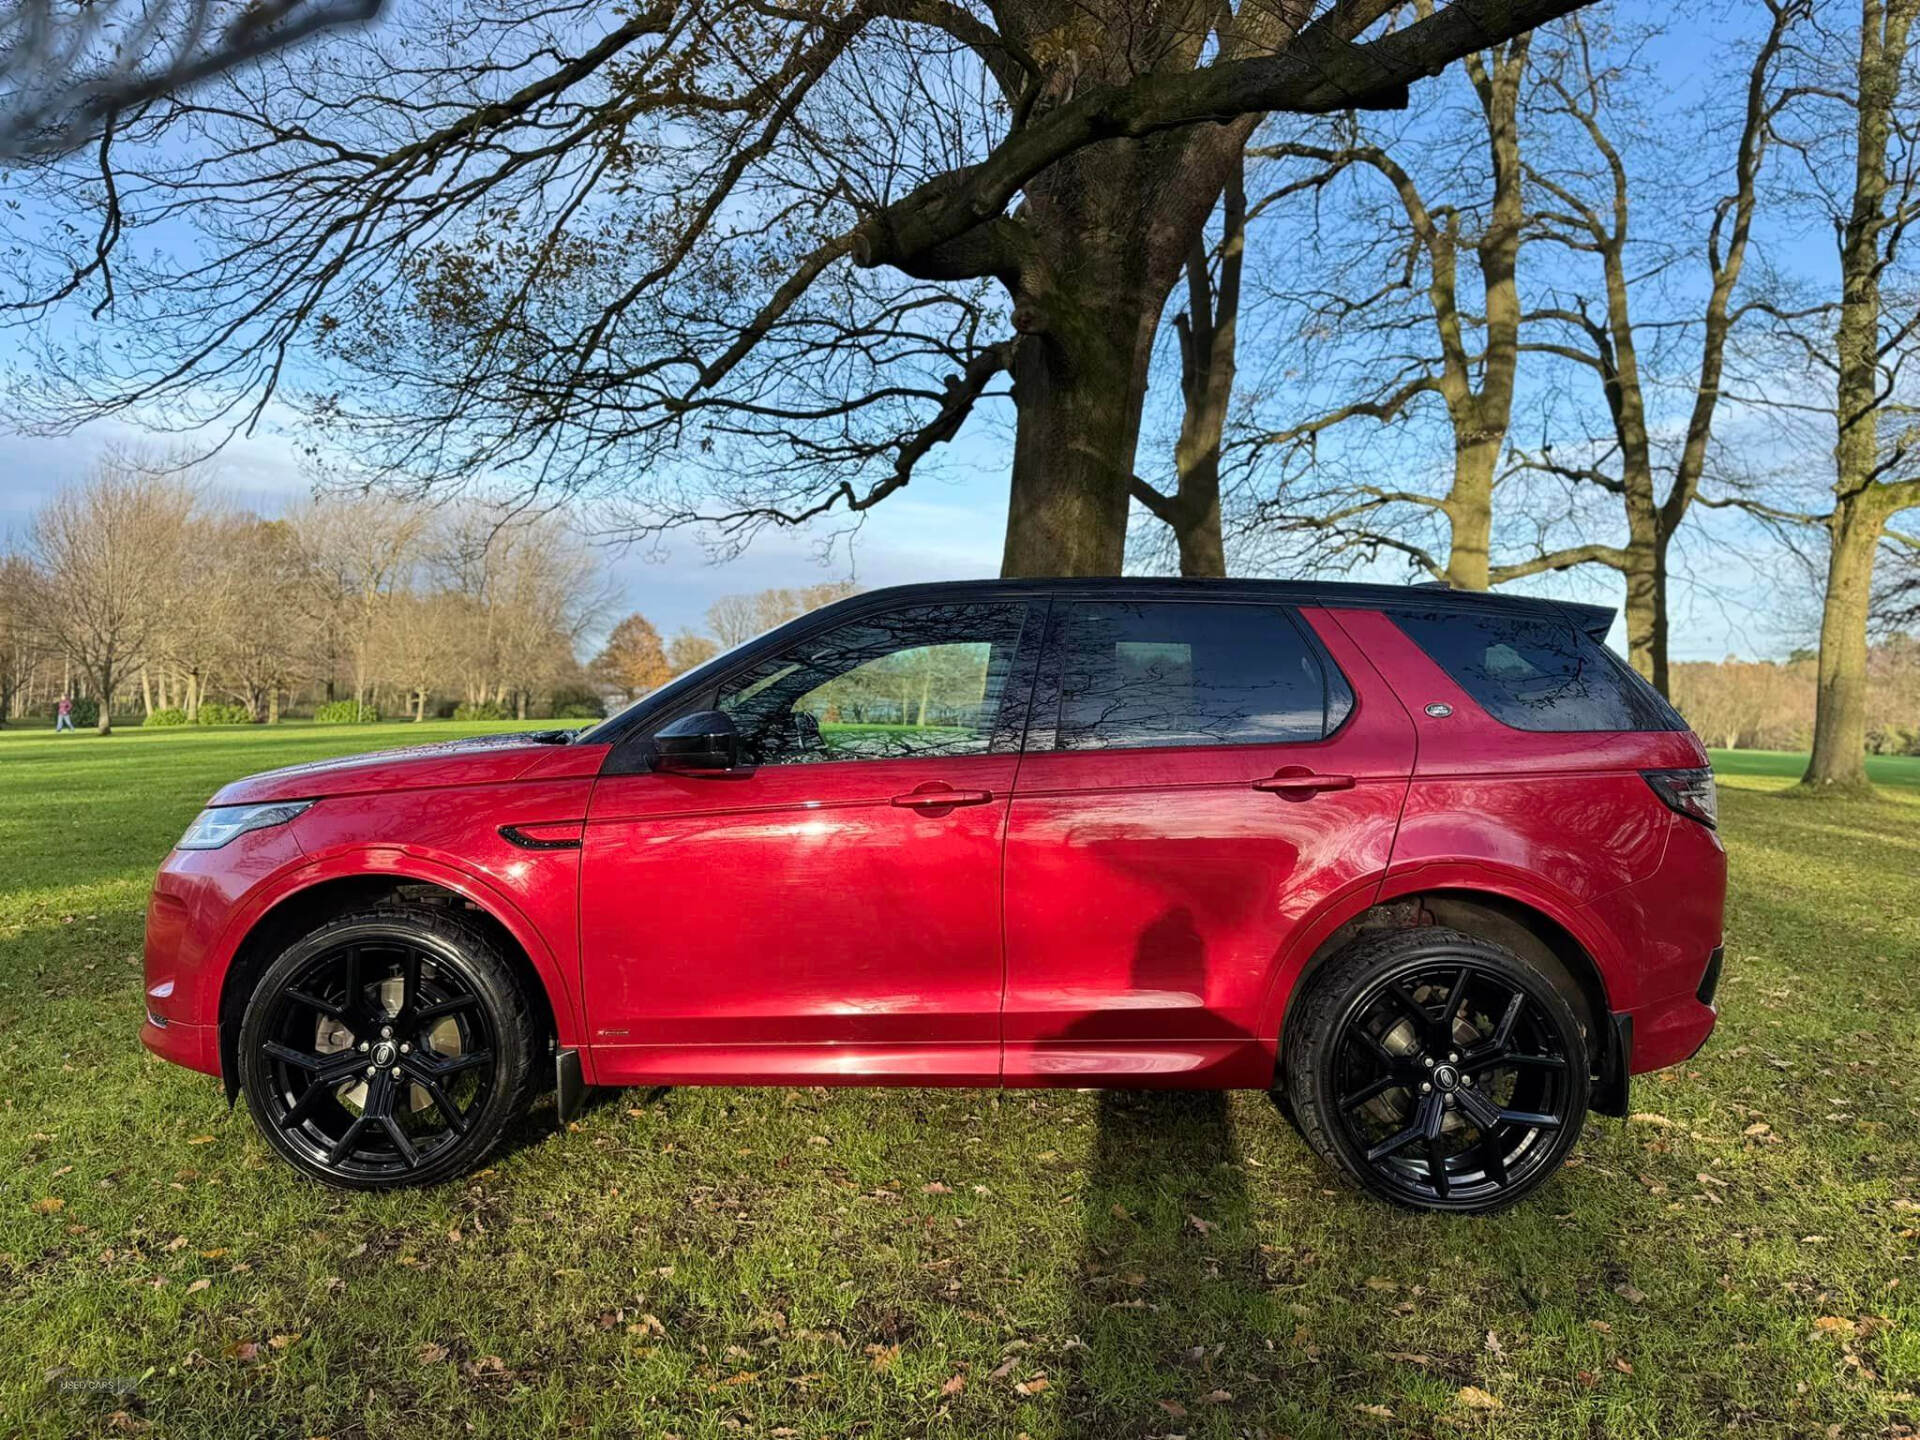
left=1000, top=598, right=1417, bottom=1086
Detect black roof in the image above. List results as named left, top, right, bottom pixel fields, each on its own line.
left=819, top=577, right=1616, bottom=639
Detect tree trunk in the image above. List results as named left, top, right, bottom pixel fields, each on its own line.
left=1804, top=497, right=1884, bottom=790
left=1003, top=313, right=1148, bottom=577
left=267, top=686, right=280, bottom=725
left=1619, top=509, right=1663, bottom=688
left=140, top=666, right=153, bottom=718
left=1445, top=434, right=1500, bottom=589
left=96, top=659, right=113, bottom=735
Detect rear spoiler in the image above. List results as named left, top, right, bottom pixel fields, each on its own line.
left=1562, top=602, right=1617, bottom=644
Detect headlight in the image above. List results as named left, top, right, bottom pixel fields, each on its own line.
left=176, top=801, right=313, bottom=850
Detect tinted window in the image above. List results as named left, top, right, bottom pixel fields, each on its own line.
left=718, top=602, right=1027, bottom=764
left=1391, top=608, right=1684, bottom=732
left=1053, top=601, right=1343, bottom=751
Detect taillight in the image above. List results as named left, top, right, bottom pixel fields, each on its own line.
left=1643, top=768, right=1718, bottom=830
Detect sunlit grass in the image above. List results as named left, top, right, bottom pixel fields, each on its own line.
left=1, top=728, right=1914, bottom=1437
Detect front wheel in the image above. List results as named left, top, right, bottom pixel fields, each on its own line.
left=237, top=906, right=539, bottom=1189
left=1283, top=927, right=1589, bottom=1214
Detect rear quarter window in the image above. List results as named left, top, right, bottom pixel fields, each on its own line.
left=1390, top=608, right=1685, bottom=733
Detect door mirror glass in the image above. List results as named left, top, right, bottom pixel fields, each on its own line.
left=652, top=710, right=740, bottom=774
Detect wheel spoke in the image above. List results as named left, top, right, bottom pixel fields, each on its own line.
left=1382, top=981, right=1434, bottom=1036
left=1490, top=989, right=1525, bottom=1049
left=1365, top=1092, right=1442, bottom=1164
left=1440, top=967, right=1472, bottom=1039
left=284, top=988, right=349, bottom=1023
left=326, top=1114, right=369, bottom=1165
left=263, top=1040, right=345, bottom=1073
left=1338, top=1074, right=1398, bottom=1111
left=1499, top=1109, right=1562, bottom=1131
left=1480, top=1135, right=1509, bottom=1188
left=412, top=993, right=480, bottom=1025
left=1455, top=1083, right=1505, bottom=1133
left=280, top=1074, right=348, bottom=1130
left=416, top=1076, right=470, bottom=1135
left=1501, top=1052, right=1567, bottom=1070
left=1425, top=1136, right=1451, bottom=1198
left=421, top=1047, right=492, bottom=1077
left=379, top=1114, right=421, bottom=1167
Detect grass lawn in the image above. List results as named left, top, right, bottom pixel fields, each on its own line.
left=2, top=726, right=1916, bottom=1438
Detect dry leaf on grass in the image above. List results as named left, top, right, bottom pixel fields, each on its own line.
left=1458, top=1386, right=1502, bottom=1411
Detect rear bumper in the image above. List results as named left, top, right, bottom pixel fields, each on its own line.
left=141, top=1014, right=220, bottom=1076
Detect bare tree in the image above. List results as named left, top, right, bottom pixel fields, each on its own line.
left=1235, top=32, right=1534, bottom=587
left=1130, top=152, right=1245, bottom=576
left=7, top=0, right=1590, bottom=581
left=29, top=451, right=194, bottom=733
left=1785, top=0, right=1920, bottom=789
left=0, top=0, right=385, bottom=160
left=1494, top=4, right=1802, bottom=695
left=0, top=552, right=43, bottom=723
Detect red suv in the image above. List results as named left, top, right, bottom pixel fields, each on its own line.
left=142, top=581, right=1724, bottom=1211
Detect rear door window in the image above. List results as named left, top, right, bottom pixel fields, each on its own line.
left=1390, top=608, right=1684, bottom=733
left=1051, top=601, right=1349, bottom=750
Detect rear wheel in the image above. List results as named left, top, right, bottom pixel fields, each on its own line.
left=237, top=906, right=538, bottom=1189
left=1284, top=927, right=1589, bottom=1213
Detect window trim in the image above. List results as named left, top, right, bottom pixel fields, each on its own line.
left=1032, top=597, right=1352, bottom=756
left=606, top=596, right=1047, bottom=774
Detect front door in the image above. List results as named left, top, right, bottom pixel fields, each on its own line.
left=1001, top=599, right=1417, bottom=1086
left=581, top=599, right=1039, bottom=1086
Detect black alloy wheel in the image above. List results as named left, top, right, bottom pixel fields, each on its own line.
left=1283, top=927, right=1589, bottom=1213
left=238, top=906, right=538, bottom=1189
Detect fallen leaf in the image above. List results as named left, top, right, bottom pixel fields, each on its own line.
left=1614, top=1282, right=1647, bottom=1304
left=1356, top=1403, right=1394, bottom=1419
left=186, top=1135, right=217, bottom=1146
left=1198, top=1388, right=1232, bottom=1404
left=1157, top=1399, right=1188, bottom=1418
left=185, top=1278, right=211, bottom=1294
left=1187, top=1214, right=1214, bottom=1235
left=224, top=1341, right=259, bottom=1362
left=31, top=1198, right=64, bottom=1215
left=418, top=1343, right=448, bottom=1365
left=921, top=1182, right=952, bottom=1195
left=1458, top=1386, right=1503, bottom=1411
left=941, top=1374, right=966, bottom=1396
left=268, top=1333, right=299, bottom=1350
left=866, top=1343, right=900, bottom=1372
left=1015, top=1375, right=1050, bottom=1396
left=1813, top=1316, right=1858, bottom=1337
left=1613, top=1357, right=1634, bottom=1374
left=1743, top=1122, right=1771, bottom=1137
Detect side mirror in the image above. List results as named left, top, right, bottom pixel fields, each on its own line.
left=652, top=709, right=740, bottom=775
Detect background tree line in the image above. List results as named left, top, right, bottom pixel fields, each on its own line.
left=6, top=0, right=1920, bottom=785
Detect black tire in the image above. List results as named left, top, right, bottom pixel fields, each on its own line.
left=1283, top=927, right=1589, bottom=1214
left=237, top=905, right=539, bottom=1190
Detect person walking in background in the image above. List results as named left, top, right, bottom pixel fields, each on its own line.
left=54, top=695, right=75, bottom=732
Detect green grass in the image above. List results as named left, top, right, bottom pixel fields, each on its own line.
left=2, top=728, right=1916, bottom=1438
left=1707, top=747, right=1920, bottom=793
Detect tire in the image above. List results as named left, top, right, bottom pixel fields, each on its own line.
left=1282, top=926, right=1589, bottom=1214
left=237, top=905, right=540, bottom=1190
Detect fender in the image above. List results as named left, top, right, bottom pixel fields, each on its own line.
left=1252, top=856, right=1626, bottom=1049
left=207, top=845, right=590, bottom=1064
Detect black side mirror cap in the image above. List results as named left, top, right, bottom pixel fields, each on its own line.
left=651, top=709, right=740, bottom=775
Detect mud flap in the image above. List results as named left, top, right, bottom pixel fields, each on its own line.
left=555, top=1046, right=587, bottom=1126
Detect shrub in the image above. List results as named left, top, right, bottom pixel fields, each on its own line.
left=195, top=702, right=253, bottom=726
left=145, top=708, right=189, bottom=727
left=68, top=698, right=99, bottom=727
left=548, top=686, right=606, bottom=721
left=452, top=701, right=509, bottom=722
left=315, top=700, right=381, bottom=724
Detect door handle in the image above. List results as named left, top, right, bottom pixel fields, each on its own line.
left=1253, top=768, right=1355, bottom=796
left=891, top=786, right=994, bottom=810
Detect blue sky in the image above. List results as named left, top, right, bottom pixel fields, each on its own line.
left=0, top=1, right=1840, bottom=657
